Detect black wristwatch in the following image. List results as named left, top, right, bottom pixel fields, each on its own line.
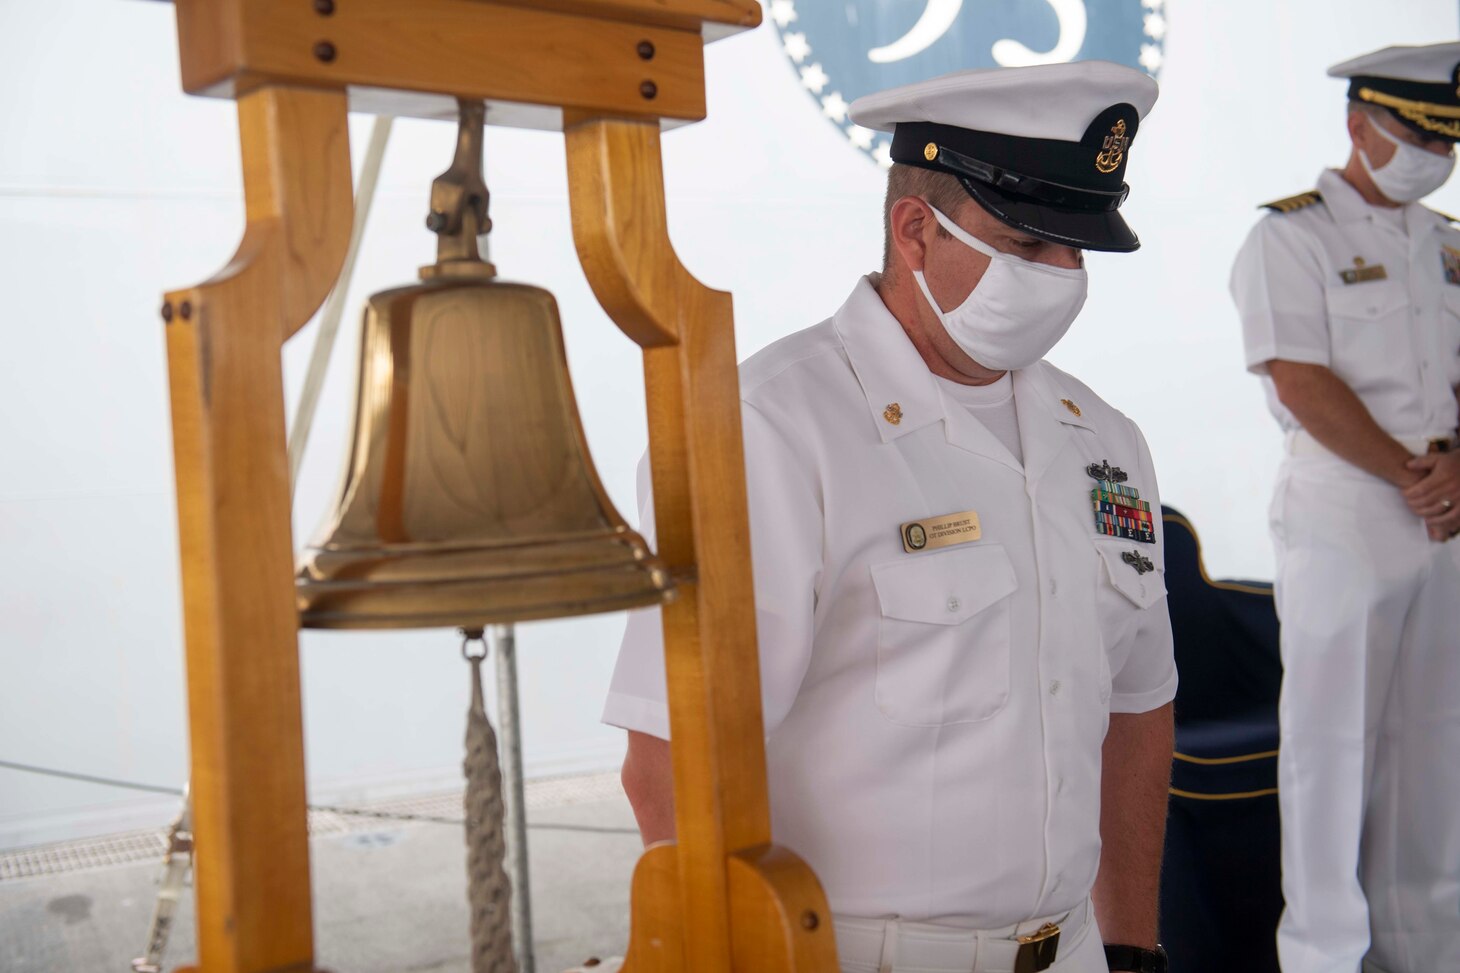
left=1104, top=943, right=1168, bottom=973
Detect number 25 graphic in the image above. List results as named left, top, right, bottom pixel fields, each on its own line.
left=868, top=0, right=1089, bottom=67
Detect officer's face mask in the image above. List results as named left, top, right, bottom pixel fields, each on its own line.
left=911, top=205, right=1088, bottom=372
left=1360, top=116, right=1455, bottom=203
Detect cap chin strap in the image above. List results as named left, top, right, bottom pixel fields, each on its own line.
left=930, top=143, right=1129, bottom=212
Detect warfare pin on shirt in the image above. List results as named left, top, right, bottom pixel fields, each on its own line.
left=1087, top=459, right=1155, bottom=544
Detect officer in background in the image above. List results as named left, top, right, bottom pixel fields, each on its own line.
left=1230, top=42, right=1460, bottom=973
left=605, top=63, right=1175, bottom=973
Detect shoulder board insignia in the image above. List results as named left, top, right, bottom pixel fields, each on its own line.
left=1260, top=190, right=1323, bottom=214
left=1434, top=210, right=1460, bottom=225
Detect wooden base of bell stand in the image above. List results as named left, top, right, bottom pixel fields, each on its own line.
left=157, top=2, right=837, bottom=971
left=624, top=844, right=837, bottom=972
left=175, top=969, right=334, bottom=973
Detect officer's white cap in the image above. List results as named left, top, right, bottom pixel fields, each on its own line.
left=847, top=62, right=1159, bottom=253
left=1326, top=42, right=1460, bottom=143
left=848, top=61, right=1158, bottom=141
left=1328, top=42, right=1460, bottom=84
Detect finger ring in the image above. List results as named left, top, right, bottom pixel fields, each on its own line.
left=1444, top=499, right=1455, bottom=511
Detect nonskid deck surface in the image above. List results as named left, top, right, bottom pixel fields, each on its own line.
left=1, top=772, right=637, bottom=973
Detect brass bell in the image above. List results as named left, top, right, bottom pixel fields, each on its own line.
left=296, top=100, right=673, bottom=629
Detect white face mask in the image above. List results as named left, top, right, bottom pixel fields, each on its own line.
left=1361, top=117, right=1455, bottom=203
left=911, top=206, right=1088, bottom=372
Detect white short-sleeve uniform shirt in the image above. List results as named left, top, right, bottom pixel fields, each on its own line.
left=603, top=277, right=1177, bottom=928
left=1232, top=168, right=1460, bottom=437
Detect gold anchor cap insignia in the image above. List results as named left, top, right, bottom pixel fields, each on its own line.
left=1095, top=118, right=1129, bottom=174
left=923, top=142, right=938, bottom=161
left=883, top=402, right=903, bottom=425
left=1061, top=398, right=1081, bottom=417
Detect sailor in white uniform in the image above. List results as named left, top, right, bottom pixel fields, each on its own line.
left=1230, top=42, right=1460, bottom=973
left=606, top=63, right=1176, bottom=973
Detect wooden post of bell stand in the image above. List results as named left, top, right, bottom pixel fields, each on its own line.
left=565, top=117, right=836, bottom=973
left=158, top=1, right=837, bottom=970
left=164, top=85, right=353, bottom=973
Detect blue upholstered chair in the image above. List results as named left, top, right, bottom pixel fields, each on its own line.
left=1157, top=506, right=1283, bottom=973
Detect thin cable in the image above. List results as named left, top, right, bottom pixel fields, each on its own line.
left=0, top=760, right=635, bottom=834
left=0, top=760, right=182, bottom=796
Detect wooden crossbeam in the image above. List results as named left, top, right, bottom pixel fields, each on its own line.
left=172, top=0, right=740, bottom=126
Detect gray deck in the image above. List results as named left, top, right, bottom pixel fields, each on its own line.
left=0, top=776, right=641, bottom=973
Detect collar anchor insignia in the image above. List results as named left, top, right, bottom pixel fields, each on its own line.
left=1121, top=550, right=1155, bottom=574
left=1086, top=459, right=1128, bottom=483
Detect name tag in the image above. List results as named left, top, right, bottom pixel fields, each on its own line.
left=900, top=509, right=982, bottom=553
left=1338, top=260, right=1386, bottom=285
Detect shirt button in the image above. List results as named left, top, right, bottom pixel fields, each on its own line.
left=1049, top=578, right=1058, bottom=596
left=1139, top=583, right=1147, bottom=598
left=1050, top=680, right=1061, bottom=696
left=947, top=596, right=961, bottom=613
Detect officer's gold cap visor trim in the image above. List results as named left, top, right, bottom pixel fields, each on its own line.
left=1357, top=87, right=1460, bottom=138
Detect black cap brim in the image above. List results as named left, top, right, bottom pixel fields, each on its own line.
left=956, top=175, right=1140, bottom=253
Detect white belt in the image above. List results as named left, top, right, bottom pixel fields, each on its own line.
left=1286, top=429, right=1457, bottom=459
left=833, top=898, right=1091, bottom=973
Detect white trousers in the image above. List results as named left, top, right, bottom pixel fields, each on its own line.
left=1270, top=454, right=1460, bottom=973
left=833, top=900, right=1104, bottom=973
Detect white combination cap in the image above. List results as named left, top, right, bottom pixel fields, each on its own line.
left=1328, top=42, right=1460, bottom=143
left=849, top=62, right=1159, bottom=252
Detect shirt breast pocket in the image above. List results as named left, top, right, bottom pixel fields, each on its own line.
left=1324, top=281, right=1410, bottom=378
left=1444, top=289, right=1460, bottom=385
left=1326, top=279, right=1407, bottom=319
left=871, top=544, right=1017, bottom=727
left=1092, top=540, right=1167, bottom=699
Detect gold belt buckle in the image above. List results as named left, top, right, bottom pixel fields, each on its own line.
left=1014, top=921, right=1061, bottom=973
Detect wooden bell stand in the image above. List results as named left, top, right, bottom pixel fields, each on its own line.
left=157, top=1, right=838, bottom=971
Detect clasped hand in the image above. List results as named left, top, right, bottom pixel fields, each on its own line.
left=1403, top=450, right=1460, bottom=541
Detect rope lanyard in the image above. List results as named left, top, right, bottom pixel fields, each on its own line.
left=461, top=628, right=519, bottom=973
